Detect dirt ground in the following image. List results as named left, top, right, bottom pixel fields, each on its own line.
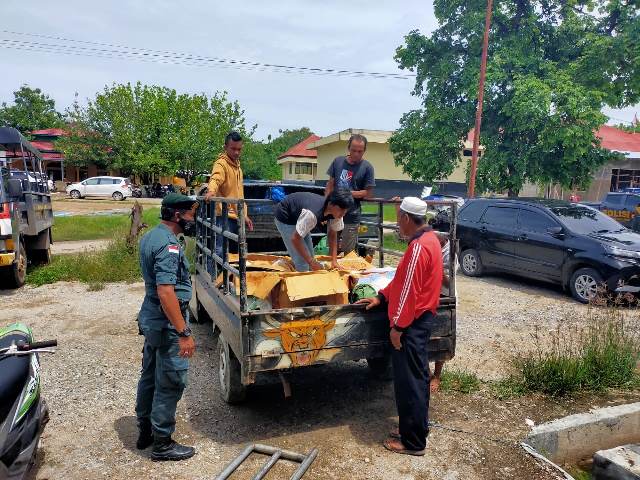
left=3, top=274, right=639, bottom=480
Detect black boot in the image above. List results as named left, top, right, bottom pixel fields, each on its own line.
left=151, top=436, right=196, bottom=461
left=136, top=419, right=153, bottom=450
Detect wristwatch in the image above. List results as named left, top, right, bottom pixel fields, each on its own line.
left=177, top=326, right=192, bottom=338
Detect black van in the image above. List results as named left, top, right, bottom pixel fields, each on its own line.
left=457, top=198, right=640, bottom=302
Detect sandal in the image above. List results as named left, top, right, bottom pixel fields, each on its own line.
left=389, top=427, right=401, bottom=439
left=383, top=438, right=425, bottom=456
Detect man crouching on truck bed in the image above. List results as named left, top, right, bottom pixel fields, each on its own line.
left=274, top=190, right=354, bottom=272
left=356, top=197, right=443, bottom=456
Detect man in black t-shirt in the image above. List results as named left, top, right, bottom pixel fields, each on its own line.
left=325, top=134, right=376, bottom=254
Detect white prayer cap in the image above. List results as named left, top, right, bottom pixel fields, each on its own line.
left=400, top=197, right=427, bottom=217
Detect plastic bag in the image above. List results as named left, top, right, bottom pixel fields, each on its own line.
left=314, top=235, right=329, bottom=255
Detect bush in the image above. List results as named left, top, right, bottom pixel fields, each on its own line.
left=512, top=308, right=640, bottom=396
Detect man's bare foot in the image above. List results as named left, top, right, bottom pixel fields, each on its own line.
left=430, top=376, right=441, bottom=393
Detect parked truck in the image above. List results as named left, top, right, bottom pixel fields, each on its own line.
left=191, top=196, right=457, bottom=403
left=0, top=127, right=54, bottom=288
left=583, top=191, right=640, bottom=232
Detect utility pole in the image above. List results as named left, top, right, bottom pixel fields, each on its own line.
left=467, top=0, right=494, bottom=198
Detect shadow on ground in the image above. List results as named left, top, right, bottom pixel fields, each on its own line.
left=184, top=321, right=397, bottom=448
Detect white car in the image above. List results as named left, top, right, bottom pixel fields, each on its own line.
left=66, top=176, right=132, bottom=201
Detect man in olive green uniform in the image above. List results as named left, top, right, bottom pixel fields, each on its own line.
left=135, top=193, right=198, bottom=461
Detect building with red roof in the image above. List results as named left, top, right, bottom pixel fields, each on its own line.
left=30, top=128, right=116, bottom=184
left=277, top=134, right=321, bottom=181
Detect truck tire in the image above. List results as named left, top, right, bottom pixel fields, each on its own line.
left=459, top=249, right=483, bottom=277
left=570, top=267, right=602, bottom=303
left=0, top=243, right=27, bottom=289
left=367, top=355, right=393, bottom=380
left=70, top=190, right=81, bottom=199
left=217, top=334, right=246, bottom=404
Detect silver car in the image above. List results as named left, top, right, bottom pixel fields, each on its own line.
left=66, top=176, right=132, bottom=201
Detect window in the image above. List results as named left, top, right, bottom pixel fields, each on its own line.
left=481, top=206, right=518, bottom=228
left=519, top=209, right=558, bottom=233
left=97, top=178, right=113, bottom=185
left=289, top=163, right=293, bottom=175
left=84, top=178, right=100, bottom=185
left=626, top=195, right=640, bottom=208
left=459, top=201, right=487, bottom=222
left=604, top=194, right=626, bottom=206
left=295, top=163, right=313, bottom=175
left=611, top=169, right=640, bottom=192
left=551, top=205, right=624, bottom=234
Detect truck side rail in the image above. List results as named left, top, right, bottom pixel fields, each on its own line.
left=196, top=196, right=458, bottom=313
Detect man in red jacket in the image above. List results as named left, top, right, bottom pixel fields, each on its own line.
left=356, top=197, right=443, bottom=456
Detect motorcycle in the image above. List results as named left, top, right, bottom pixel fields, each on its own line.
left=131, top=184, right=143, bottom=198
left=0, top=324, right=57, bottom=480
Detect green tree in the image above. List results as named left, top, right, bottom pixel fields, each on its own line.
left=242, top=128, right=314, bottom=180
left=0, top=85, right=64, bottom=135
left=58, top=83, right=249, bottom=180
left=391, top=0, right=639, bottom=196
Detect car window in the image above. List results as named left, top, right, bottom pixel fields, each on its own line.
left=519, top=209, right=558, bottom=233
left=97, top=178, right=112, bottom=185
left=85, top=178, right=100, bottom=186
left=626, top=195, right=640, bottom=207
left=551, top=205, right=624, bottom=234
left=605, top=194, right=625, bottom=206
left=459, top=201, right=487, bottom=222
left=481, top=206, right=519, bottom=228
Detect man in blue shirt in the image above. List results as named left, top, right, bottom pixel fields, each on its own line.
left=135, top=193, right=198, bottom=461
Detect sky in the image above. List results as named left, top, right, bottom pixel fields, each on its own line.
left=0, top=0, right=637, bottom=140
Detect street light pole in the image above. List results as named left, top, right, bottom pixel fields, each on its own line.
left=467, top=0, right=494, bottom=198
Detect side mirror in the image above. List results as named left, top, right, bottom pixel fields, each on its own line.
left=6, top=178, right=23, bottom=197
left=547, top=226, right=564, bottom=237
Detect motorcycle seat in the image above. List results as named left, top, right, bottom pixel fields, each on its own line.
left=0, top=333, right=31, bottom=422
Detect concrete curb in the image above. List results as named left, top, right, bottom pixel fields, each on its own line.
left=524, top=402, right=640, bottom=464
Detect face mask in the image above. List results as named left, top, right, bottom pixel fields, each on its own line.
left=178, top=217, right=196, bottom=237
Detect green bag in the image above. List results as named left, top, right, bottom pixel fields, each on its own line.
left=314, top=235, right=329, bottom=255
left=350, top=283, right=378, bottom=303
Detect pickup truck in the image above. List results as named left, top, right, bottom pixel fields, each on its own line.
left=191, top=196, right=457, bottom=403
left=584, top=192, right=640, bottom=231
left=0, top=128, right=54, bottom=288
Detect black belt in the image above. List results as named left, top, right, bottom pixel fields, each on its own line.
left=148, top=297, right=189, bottom=309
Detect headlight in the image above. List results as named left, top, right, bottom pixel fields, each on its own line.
left=604, top=244, right=640, bottom=260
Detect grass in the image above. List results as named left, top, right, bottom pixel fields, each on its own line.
left=27, top=237, right=142, bottom=286
left=27, top=228, right=197, bottom=287
left=362, top=203, right=398, bottom=222
left=382, top=233, right=407, bottom=252
left=439, top=369, right=481, bottom=394
left=52, top=207, right=161, bottom=241
left=497, top=308, right=640, bottom=398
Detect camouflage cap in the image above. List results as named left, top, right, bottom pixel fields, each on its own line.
left=161, top=193, right=199, bottom=210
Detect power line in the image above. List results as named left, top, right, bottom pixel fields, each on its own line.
left=0, top=30, right=416, bottom=81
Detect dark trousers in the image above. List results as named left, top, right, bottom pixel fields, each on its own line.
left=207, top=217, right=239, bottom=276
left=392, top=311, right=432, bottom=451
left=135, top=327, right=189, bottom=438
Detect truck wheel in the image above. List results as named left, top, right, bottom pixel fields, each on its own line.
left=70, top=190, right=81, bottom=199
left=367, top=355, right=393, bottom=380
left=112, top=191, right=124, bottom=201
left=0, top=243, right=27, bottom=288
left=459, top=249, right=483, bottom=277
left=217, top=334, right=246, bottom=404
left=570, top=267, right=602, bottom=303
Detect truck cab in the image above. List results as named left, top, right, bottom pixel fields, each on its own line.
left=598, top=192, right=640, bottom=230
